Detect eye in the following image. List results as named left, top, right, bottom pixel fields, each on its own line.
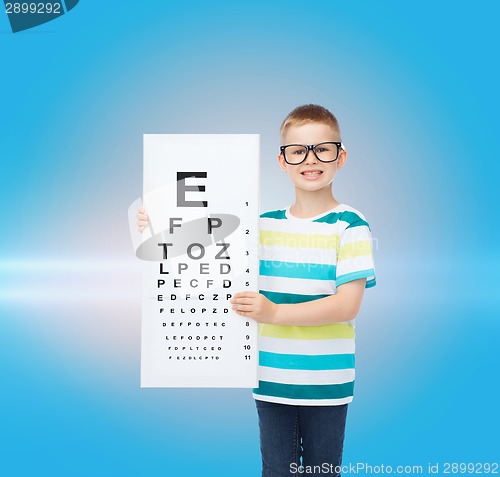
left=286, top=146, right=306, bottom=155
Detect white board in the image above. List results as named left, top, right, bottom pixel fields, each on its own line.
left=139, top=134, right=259, bottom=387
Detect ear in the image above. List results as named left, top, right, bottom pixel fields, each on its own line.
left=336, top=148, right=348, bottom=170
left=277, top=152, right=288, bottom=172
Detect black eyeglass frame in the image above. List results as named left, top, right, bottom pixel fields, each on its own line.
left=279, top=141, right=345, bottom=165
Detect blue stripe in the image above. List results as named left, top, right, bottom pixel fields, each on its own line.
left=346, top=219, right=370, bottom=230
left=253, top=380, right=354, bottom=400
left=313, top=211, right=343, bottom=224
left=260, top=209, right=371, bottom=230
left=314, top=210, right=370, bottom=230
left=336, top=269, right=376, bottom=287
left=260, top=290, right=329, bottom=304
left=260, top=260, right=336, bottom=280
left=259, top=351, right=355, bottom=370
left=260, top=210, right=286, bottom=219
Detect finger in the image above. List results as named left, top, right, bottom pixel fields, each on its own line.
left=231, top=298, right=254, bottom=305
left=137, top=220, right=149, bottom=232
left=232, top=304, right=253, bottom=312
left=235, top=309, right=250, bottom=316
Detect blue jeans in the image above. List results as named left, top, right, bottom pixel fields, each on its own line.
left=255, top=399, right=348, bottom=477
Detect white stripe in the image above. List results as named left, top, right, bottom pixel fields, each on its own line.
left=339, top=225, right=372, bottom=244
left=258, top=336, right=355, bottom=355
left=258, top=366, right=355, bottom=385
left=259, top=275, right=335, bottom=295
left=335, top=204, right=367, bottom=220
left=260, top=216, right=345, bottom=235
left=253, top=394, right=353, bottom=406
left=260, top=205, right=366, bottom=231
left=337, top=255, right=375, bottom=277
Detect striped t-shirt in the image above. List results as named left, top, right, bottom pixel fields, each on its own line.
left=252, top=203, right=376, bottom=406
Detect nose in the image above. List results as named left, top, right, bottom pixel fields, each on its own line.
left=304, top=146, right=318, bottom=164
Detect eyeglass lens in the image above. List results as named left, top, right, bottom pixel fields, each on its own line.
left=283, top=143, right=339, bottom=164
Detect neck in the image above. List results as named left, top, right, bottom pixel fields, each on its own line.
left=290, top=187, right=340, bottom=218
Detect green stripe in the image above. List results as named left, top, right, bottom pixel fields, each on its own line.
left=260, top=210, right=286, bottom=219
left=260, top=260, right=336, bottom=280
left=260, top=289, right=329, bottom=304
left=260, top=351, right=354, bottom=370
left=258, top=322, right=355, bottom=340
left=253, top=380, right=354, bottom=400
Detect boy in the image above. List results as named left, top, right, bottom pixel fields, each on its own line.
left=137, top=104, right=376, bottom=476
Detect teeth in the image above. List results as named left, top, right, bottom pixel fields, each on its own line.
left=302, top=171, right=322, bottom=176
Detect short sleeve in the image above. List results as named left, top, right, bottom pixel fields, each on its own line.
left=336, top=215, right=376, bottom=289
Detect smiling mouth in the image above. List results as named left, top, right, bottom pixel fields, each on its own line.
left=301, top=171, right=323, bottom=176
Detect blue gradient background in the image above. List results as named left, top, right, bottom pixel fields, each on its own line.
left=1, top=1, right=499, bottom=476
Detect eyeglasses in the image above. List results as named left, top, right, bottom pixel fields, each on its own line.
left=280, top=142, right=345, bottom=165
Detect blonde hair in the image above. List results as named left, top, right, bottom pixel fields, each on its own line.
left=280, top=104, right=341, bottom=142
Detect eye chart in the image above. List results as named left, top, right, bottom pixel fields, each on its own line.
left=137, top=134, right=259, bottom=388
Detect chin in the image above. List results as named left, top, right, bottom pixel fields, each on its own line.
left=296, top=176, right=334, bottom=188
left=296, top=182, right=330, bottom=192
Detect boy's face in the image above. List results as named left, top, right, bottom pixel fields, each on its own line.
left=278, top=122, right=347, bottom=193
